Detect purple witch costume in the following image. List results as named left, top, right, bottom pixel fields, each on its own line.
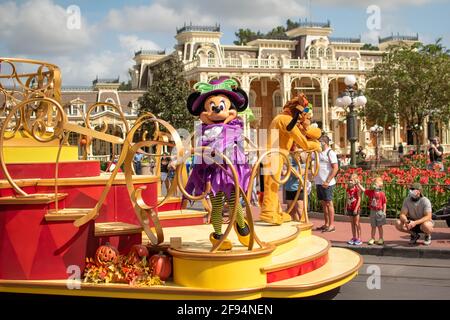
left=185, top=118, right=251, bottom=198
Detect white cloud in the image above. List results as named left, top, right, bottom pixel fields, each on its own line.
left=105, top=2, right=214, bottom=33
left=0, top=0, right=93, bottom=55
left=55, top=51, right=128, bottom=85
left=53, top=34, right=161, bottom=86
left=105, top=0, right=308, bottom=32
left=0, top=1, right=164, bottom=85
left=118, top=35, right=161, bottom=52
left=314, top=0, right=440, bottom=9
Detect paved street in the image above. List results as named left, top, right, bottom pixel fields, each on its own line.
left=329, top=255, right=450, bottom=300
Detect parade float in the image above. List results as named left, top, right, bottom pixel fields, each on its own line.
left=0, top=58, right=362, bottom=300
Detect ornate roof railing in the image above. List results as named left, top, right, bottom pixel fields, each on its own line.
left=134, top=49, right=166, bottom=56
left=296, top=20, right=331, bottom=28
left=329, top=36, right=361, bottom=43
left=378, top=33, right=419, bottom=43
left=248, top=34, right=290, bottom=41
left=92, top=77, right=120, bottom=85
left=176, top=24, right=220, bottom=34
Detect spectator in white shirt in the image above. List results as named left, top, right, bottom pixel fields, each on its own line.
left=314, top=135, right=339, bottom=232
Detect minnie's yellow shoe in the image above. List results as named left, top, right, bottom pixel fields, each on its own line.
left=234, top=219, right=251, bottom=247
left=209, top=233, right=232, bottom=251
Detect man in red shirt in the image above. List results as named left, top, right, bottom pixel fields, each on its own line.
left=357, top=177, right=387, bottom=245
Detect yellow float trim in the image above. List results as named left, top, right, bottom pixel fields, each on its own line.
left=262, top=272, right=358, bottom=298
left=4, top=146, right=78, bottom=163
left=172, top=253, right=272, bottom=290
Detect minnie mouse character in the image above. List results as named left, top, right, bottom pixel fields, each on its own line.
left=185, top=77, right=251, bottom=251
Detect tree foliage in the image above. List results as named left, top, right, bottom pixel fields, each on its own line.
left=233, top=19, right=299, bottom=45
left=363, top=39, right=450, bottom=148
left=138, top=54, right=195, bottom=132
left=233, top=28, right=263, bottom=45
left=118, top=80, right=132, bottom=90
left=361, top=43, right=379, bottom=51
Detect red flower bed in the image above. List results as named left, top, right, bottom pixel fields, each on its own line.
left=310, top=154, right=449, bottom=217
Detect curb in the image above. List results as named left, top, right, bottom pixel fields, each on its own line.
left=309, top=211, right=448, bottom=228
left=331, top=242, right=450, bottom=259
left=309, top=212, right=450, bottom=259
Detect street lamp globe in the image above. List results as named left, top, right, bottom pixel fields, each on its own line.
left=356, top=95, right=367, bottom=106
left=344, top=75, right=357, bottom=87
left=335, top=97, right=343, bottom=107
left=342, top=95, right=352, bottom=107
left=370, top=124, right=384, bottom=133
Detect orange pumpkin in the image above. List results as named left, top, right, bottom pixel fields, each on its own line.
left=127, top=244, right=149, bottom=265
left=149, top=252, right=172, bottom=281
left=80, top=137, right=87, bottom=145
left=95, top=243, right=119, bottom=266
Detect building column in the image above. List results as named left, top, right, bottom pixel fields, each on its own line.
left=214, top=42, right=223, bottom=66
left=320, top=75, right=329, bottom=133
left=199, top=72, right=208, bottom=83
left=188, top=42, right=195, bottom=61
left=183, top=43, right=187, bottom=61
left=280, top=73, right=291, bottom=106
left=240, top=75, right=250, bottom=95
left=240, top=75, right=251, bottom=137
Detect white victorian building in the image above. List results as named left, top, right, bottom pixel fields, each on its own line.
left=130, top=21, right=449, bottom=156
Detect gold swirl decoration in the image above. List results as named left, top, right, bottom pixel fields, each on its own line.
left=243, top=140, right=319, bottom=224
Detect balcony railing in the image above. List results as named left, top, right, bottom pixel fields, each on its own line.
left=183, top=59, right=199, bottom=71
left=184, top=57, right=377, bottom=72
left=289, top=59, right=320, bottom=69
left=250, top=107, right=262, bottom=120
left=248, top=58, right=280, bottom=68
left=207, top=58, right=218, bottom=66
left=223, top=57, right=242, bottom=68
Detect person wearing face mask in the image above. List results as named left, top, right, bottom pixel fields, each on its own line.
left=395, top=182, right=434, bottom=245
left=357, top=177, right=387, bottom=245
left=427, top=137, right=444, bottom=172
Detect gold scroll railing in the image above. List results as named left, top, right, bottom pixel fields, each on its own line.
left=242, top=134, right=320, bottom=224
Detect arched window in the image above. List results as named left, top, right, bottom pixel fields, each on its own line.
left=95, top=105, right=105, bottom=113
left=318, top=47, right=325, bottom=57
left=131, top=100, right=139, bottom=115
left=309, top=47, right=316, bottom=59
left=185, top=43, right=191, bottom=60
left=326, top=48, right=333, bottom=59
left=273, top=90, right=282, bottom=108
left=105, top=98, right=115, bottom=112
left=68, top=104, right=77, bottom=116
left=208, top=51, right=215, bottom=58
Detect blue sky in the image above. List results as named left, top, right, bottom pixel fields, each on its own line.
left=1, top=0, right=449, bottom=85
